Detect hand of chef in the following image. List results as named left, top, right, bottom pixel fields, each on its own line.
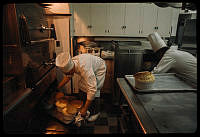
left=80, top=99, right=92, bottom=117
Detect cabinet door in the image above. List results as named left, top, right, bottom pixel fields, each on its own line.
left=108, top=3, right=125, bottom=36
left=73, top=3, right=91, bottom=36
left=171, top=8, right=181, bottom=36
left=156, top=7, right=172, bottom=37
left=90, top=3, right=108, bottom=36
left=141, top=3, right=157, bottom=37
left=124, top=3, right=142, bottom=37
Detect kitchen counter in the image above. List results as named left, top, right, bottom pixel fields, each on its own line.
left=117, top=78, right=197, bottom=134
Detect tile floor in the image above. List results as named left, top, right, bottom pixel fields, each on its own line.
left=69, top=93, right=122, bottom=134
left=30, top=93, right=123, bottom=134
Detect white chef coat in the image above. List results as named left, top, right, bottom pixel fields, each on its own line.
left=152, top=48, right=197, bottom=84
left=72, top=54, right=106, bottom=101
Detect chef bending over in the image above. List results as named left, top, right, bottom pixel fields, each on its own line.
left=56, top=53, right=106, bottom=126
left=148, top=32, right=197, bottom=85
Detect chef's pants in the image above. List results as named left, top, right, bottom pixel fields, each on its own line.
left=78, top=91, right=101, bottom=115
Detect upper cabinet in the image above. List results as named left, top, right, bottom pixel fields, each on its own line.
left=156, top=6, right=172, bottom=37
left=71, top=3, right=175, bottom=37
left=124, top=3, right=142, bottom=36
left=108, top=3, right=125, bottom=36
left=90, top=3, right=109, bottom=36
left=141, top=3, right=172, bottom=37
left=140, top=3, right=157, bottom=37
left=73, top=3, right=91, bottom=36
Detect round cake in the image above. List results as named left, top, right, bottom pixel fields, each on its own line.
left=134, top=71, right=155, bottom=89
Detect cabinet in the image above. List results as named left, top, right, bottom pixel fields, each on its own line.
left=108, top=3, right=125, bottom=36
left=73, top=3, right=90, bottom=36
left=72, top=3, right=173, bottom=37
left=101, top=59, right=114, bottom=94
left=124, top=3, right=142, bottom=36
left=141, top=3, right=172, bottom=37
left=90, top=3, right=109, bottom=36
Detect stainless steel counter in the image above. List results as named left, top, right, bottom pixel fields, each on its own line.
left=117, top=78, right=197, bottom=133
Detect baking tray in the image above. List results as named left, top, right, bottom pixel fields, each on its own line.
left=42, top=95, right=78, bottom=125
left=46, top=105, right=75, bottom=125
left=125, top=73, right=196, bottom=93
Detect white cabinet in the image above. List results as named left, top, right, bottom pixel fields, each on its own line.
left=90, top=3, right=109, bottom=36
left=108, top=3, right=125, bottom=36
left=141, top=3, right=172, bottom=37
left=72, top=3, right=173, bottom=37
left=141, top=3, right=157, bottom=36
left=156, top=7, right=172, bottom=37
left=124, top=3, right=142, bottom=36
left=73, top=3, right=110, bottom=36
left=73, top=3, right=91, bottom=36
left=108, top=3, right=142, bottom=37
left=171, top=8, right=181, bottom=36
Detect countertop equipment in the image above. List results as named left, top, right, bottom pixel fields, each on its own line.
left=117, top=77, right=197, bottom=133
left=113, top=41, right=145, bottom=78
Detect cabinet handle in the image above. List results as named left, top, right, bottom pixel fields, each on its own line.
left=105, top=30, right=107, bottom=33
left=124, top=26, right=126, bottom=29
left=108, top=30, right=109, bottom=33
left=139, top=30, right=140, bottom=34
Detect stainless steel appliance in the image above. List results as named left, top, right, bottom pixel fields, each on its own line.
left=114, top=41, right=144, bottom=78
left=175, top=13, right=196, bottom=56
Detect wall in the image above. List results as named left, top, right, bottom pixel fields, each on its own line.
left=45, top=3, right=72, bottom=94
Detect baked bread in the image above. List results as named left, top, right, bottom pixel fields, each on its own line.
left=134, top=71, right=155, bottom=82
left=70, top=100, right=83, bottom=109
left=55, top=99, right=68, bottom=112
left=62, top=107, right=70, bottom=116
left=66, top=104, right=77, bottom=115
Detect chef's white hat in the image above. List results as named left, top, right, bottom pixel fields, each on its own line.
left=148, top=32, right=167, bottom=52
left=56, top=52, right=74, bottom=73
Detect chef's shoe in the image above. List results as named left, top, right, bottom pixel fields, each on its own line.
left=74, top=112, right=84, bottom=127
left=85, top=110, right=90, bottom=120
left=87, top=112, right=100, bottom=122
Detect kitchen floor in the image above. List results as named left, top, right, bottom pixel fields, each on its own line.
left=70, top=93, right=122, bottom=134
left=30, top=93, right=122, bottom=134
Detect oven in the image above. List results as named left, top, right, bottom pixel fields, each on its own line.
left=3, top=3, right=64, bottom=133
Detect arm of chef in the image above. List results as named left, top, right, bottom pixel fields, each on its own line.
left=152, top=55, right=176, bottom=73
left=57, top=75, right=72, bottom=89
